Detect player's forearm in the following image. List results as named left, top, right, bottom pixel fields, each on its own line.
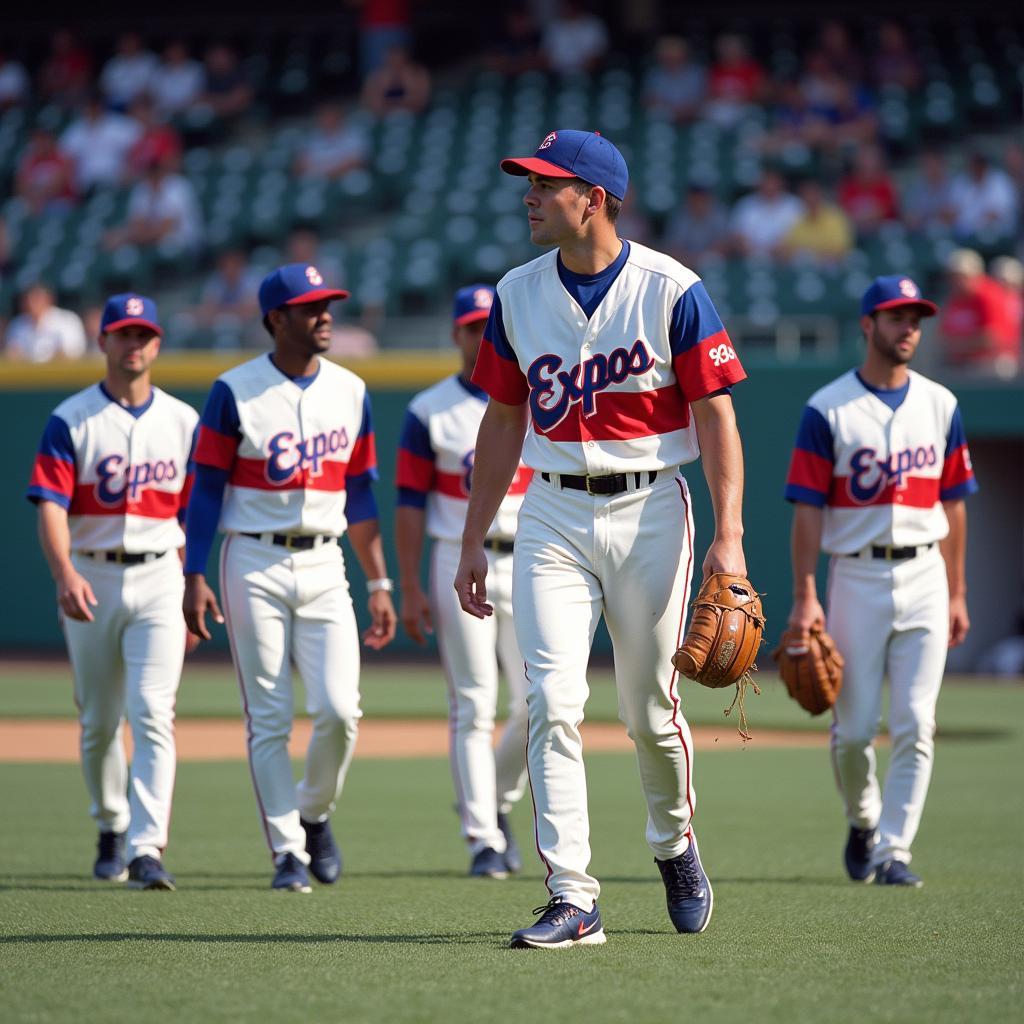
left=692, top=394, right=745, bottom=542
left=37, top=502, right=75, bottom=582
left=791, top=503, right=824, bottom=599
left=395, top=505, right=427, bottom=589
left=347, top=519, right=390, bottom=581
left=940, top=499, right=968, bottom=598
left=462, top=400, right=529, bottom=546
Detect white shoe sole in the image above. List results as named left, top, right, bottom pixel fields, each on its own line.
left=511, top=930, right=607, bottom=949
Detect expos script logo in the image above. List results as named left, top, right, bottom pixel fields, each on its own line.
left=95, top=454, right=178, bottom=505
left=527, top=339, right=654, bottom=432
left=846, top=445, right=937, bottom=503
left=266, top=427, right=349, bottom=485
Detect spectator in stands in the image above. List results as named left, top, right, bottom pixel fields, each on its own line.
left=810, top=20, right=864, bottom=86
left=125, top=95, right=183, bottom=182
left=59, top=93, right=142, bottom=192
left=949, top=151, right=1018, bottom=243
left=728, top=167, right=803, bottom=257
left=760, top=77, right=816, bottom=159
left=104, top=154, right=203, bottom=256
left=354, top=0, right=413, bottom=79
left=487, top=10, right=543, bottom=77
left=0, top=52, right=30, bottom=108
left=705, top=34, right=766, bottom=127
left=644, top=36, right=706, bottom=123
left=150, top=41, right=205, bottom=119
left=798, top=54, right=878, bottom=157
left=936, top=248, right=1020, bottom=378
left=902, top=149, right=956, bottom=232
left=541, top=1, right=609, bottom=75
left=871, top=20, right=922, bottom=91
left=295, top=103, right=370, bottom=180
left=361, top=45, right=430, bottom=117
left=5, top=284, right=87, bottom=362
left=286, top=227, right=344, bottom=285
left=662, top=183, right=730, bottom=270
left=99, top=32, right=158, bottom=112
left=38, top=29, right=92, bottom=106
left=16, top=129, right=78, bottom=216
left=195, top=44, right=253, bottom=120
left=779, top=178, right=853, bottom=266
left=990, top=255, right=1024, bottom=366
left=837, top=144, right=899, bottom=236
left=186, top=248, right=263, bottom=347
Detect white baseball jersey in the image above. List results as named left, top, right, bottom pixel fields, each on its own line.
left=472, top=241, right=747, bottom=472
left=192, top=353, right=375, bottom=537
left=784, top=369, right=978, bottom=553
left=396, top=374, right=531, bottom=541
left=27, top=384, right=197, bottom=552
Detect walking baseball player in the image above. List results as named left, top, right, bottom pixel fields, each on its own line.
left=784, top=275, right=977, bottom=887
left=182, top=263, right=397, bottom=893
left=27, top=293, right=197, bottom=891
left=454, top=130, right=749, bottom=948
left=395, top=284, right=530, bottom=879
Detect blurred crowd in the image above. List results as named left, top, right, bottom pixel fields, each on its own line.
left=1, top=5, right=1022, bottom=377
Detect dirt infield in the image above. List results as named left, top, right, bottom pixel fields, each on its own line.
left=0, top=717, right=828, bottom=762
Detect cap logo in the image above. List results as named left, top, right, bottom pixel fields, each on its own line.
left=473, top=288, right=491, bottom=309
left=305, top=266, right=323, bottom=286
left=898, top=278, right=918, bottom=298
left=125, top=297, right=144, bottom=316
left=539, top=132, right=557, bottom=150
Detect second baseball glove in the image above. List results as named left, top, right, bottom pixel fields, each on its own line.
left=772, top=626, right=844, bottom=716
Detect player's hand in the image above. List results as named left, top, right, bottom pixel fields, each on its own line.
left=400, top=583, right=433, bottom=645
left=786, top=595, right=826, bottom=641
left=363, top=590, right=397, bottom=650
left=183, top=573, right=224, bottom=641
left=454, top=543, right=492, bottom=619
left=948, top=593, right=970, bottom=648
left=56, top=569, right=98, bottom=622
left=701, top=536, right=747, bottom=582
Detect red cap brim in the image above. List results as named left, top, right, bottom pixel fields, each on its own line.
left=500, top=156, right=576, bottom=178
left=102, top=318, right=163, bottom=336
left=873, top=298, right=938, bottom=317
left=454, top=309, right=491, bottom=326
left=285, top=287, right=350, bottom=305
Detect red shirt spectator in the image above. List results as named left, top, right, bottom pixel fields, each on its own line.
left=39, top=29, right=92, bottom=102
left=708, top=35, right=764, bottom=104
left=16, top=129, right=78, bottom=214
left=838, top=145, right=899, bottom=234
left=125, top=96, right=182, bottom=180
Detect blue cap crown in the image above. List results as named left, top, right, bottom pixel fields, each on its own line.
left=860, top=275, right=938, bottom=317
left=258, top=263, right=349, bottom=317
left=500, top=129, right=629, bottom=201
left=453, top=284, right=495, bottom=324
left=100, top=293, right=161, bottom=335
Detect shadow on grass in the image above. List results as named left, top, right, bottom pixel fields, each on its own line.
left=0, top=931, right=511, bottom=946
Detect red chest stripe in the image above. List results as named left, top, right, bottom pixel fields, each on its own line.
left=70, top=484, right=182, bottom=519
left=229, top=457, right=348, bottom=492
left=828, top=475, right=939, bottom=509
left=536, top=383, right=690, bottom=442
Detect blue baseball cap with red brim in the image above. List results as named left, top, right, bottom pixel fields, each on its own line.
left=453, top=284, right=495, bottom=325
left=500, top=129, right=629, bottom=201
left=861, top=275, right=938, bottom=317
left=101, top=293, right=162, bottom=335
left=258, top=263, right=349, bottom=317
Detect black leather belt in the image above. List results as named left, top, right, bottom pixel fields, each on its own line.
left=540, top=470, right=658, bottom=496
left=80, top=550, right=167, bottom=565
left=241, top=532, right=335, bottom=550
left=848, top=543, right=936, bottom=560
left=483, top=538, right=515, bottom=554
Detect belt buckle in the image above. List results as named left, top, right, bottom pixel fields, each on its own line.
left=585, top=476, right=599, bottom=496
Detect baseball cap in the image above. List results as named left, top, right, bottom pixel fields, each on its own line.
left=860, top=275, right=937, bottom=318
left=453, top=284, right=495, bottom=325
left=500, top=129, right=629, bottom=201
left=100, top=293, right=162, bottom=335
left=258, top=263, right=349, bottom=317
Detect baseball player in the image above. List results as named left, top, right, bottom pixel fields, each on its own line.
left=454, top=130, right=749, bottom=948
left=182, top=263, right=397, bottom=893
left=784, top=275, right=978, bottom=887
left=395, top=284, right=531, bottom=879
left=27, top=293, right=198, bottom=891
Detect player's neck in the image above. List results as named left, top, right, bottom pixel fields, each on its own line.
left=103, top=372, right=152, bottom=407
left=272, top=349, right=320, bottom=378
left=558, top=228, right=622, bottom=276
left=858, top=356, right=909, bottom=390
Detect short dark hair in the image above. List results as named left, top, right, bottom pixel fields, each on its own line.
left=569, top=179, right=621, bottom=223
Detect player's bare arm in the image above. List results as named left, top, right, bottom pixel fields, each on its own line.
left=941, top=498, right=970, bottom=648
left=690, top=391, right=746, bottom=579
left=347, top=519, right=397, bottom=650
left=455, top=398, right=529, bottom=618
left=395, top=505, right=433, bottom=644
left=37, top=500, right=97, bottom=622
left=787, top=502, right=826, bottom=636
left=183, top=573, right=224, bottom=641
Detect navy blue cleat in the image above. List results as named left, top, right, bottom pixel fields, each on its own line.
left=874, top=860, right=924, bottom=888
left=93, top=831, right=128, bottom=882
left=127, top=855, right=176, bottom=891
left=510, top=897, right=606, bottom=949
left=470, top=847, right=508, bottom=879
left=272, top=853, right=313, bottom=893
left=301, top=818, right=342, bottom=884
left=655, top=834, right=714, bottom=934
left=844, top=826, right=878, bottom=882
left=497, top=813, right=522, bottom=874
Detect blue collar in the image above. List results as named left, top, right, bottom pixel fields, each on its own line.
left=100, top=382, right=154, bottom=418
left=457, top=374, right=487, bottom=401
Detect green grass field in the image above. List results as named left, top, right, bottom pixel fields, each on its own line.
left=1, top=661, right=1022, bottom=1023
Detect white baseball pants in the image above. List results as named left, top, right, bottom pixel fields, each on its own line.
left=512, top=473, right=698, bottom=909
left=63, top=550, right=185, bottom=861
left=220, top=534, right=361, bottom=863
left=827, top=547, right=949, bottom=866
left=431, top=538, right=528, bottom=856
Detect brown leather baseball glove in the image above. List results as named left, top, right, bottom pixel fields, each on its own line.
left=772, top=626, right=844, bottom=716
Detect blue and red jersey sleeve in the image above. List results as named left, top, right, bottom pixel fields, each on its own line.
left=784, top=405, right=834, bottom=507
left=27, top=415, right=76, bottom=509
left=193, top=380, right=242, bottom=471
left=177, top=424, right=198, bottom=523
left=345, top=393, right=379, bottom=524
left=395, top=409, right=434, bottom=510
left=471, top=295, right=529, bottom=405
left=939, top=406, right=979, bottom=501
left=670, top=282, right=747, bottom=401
